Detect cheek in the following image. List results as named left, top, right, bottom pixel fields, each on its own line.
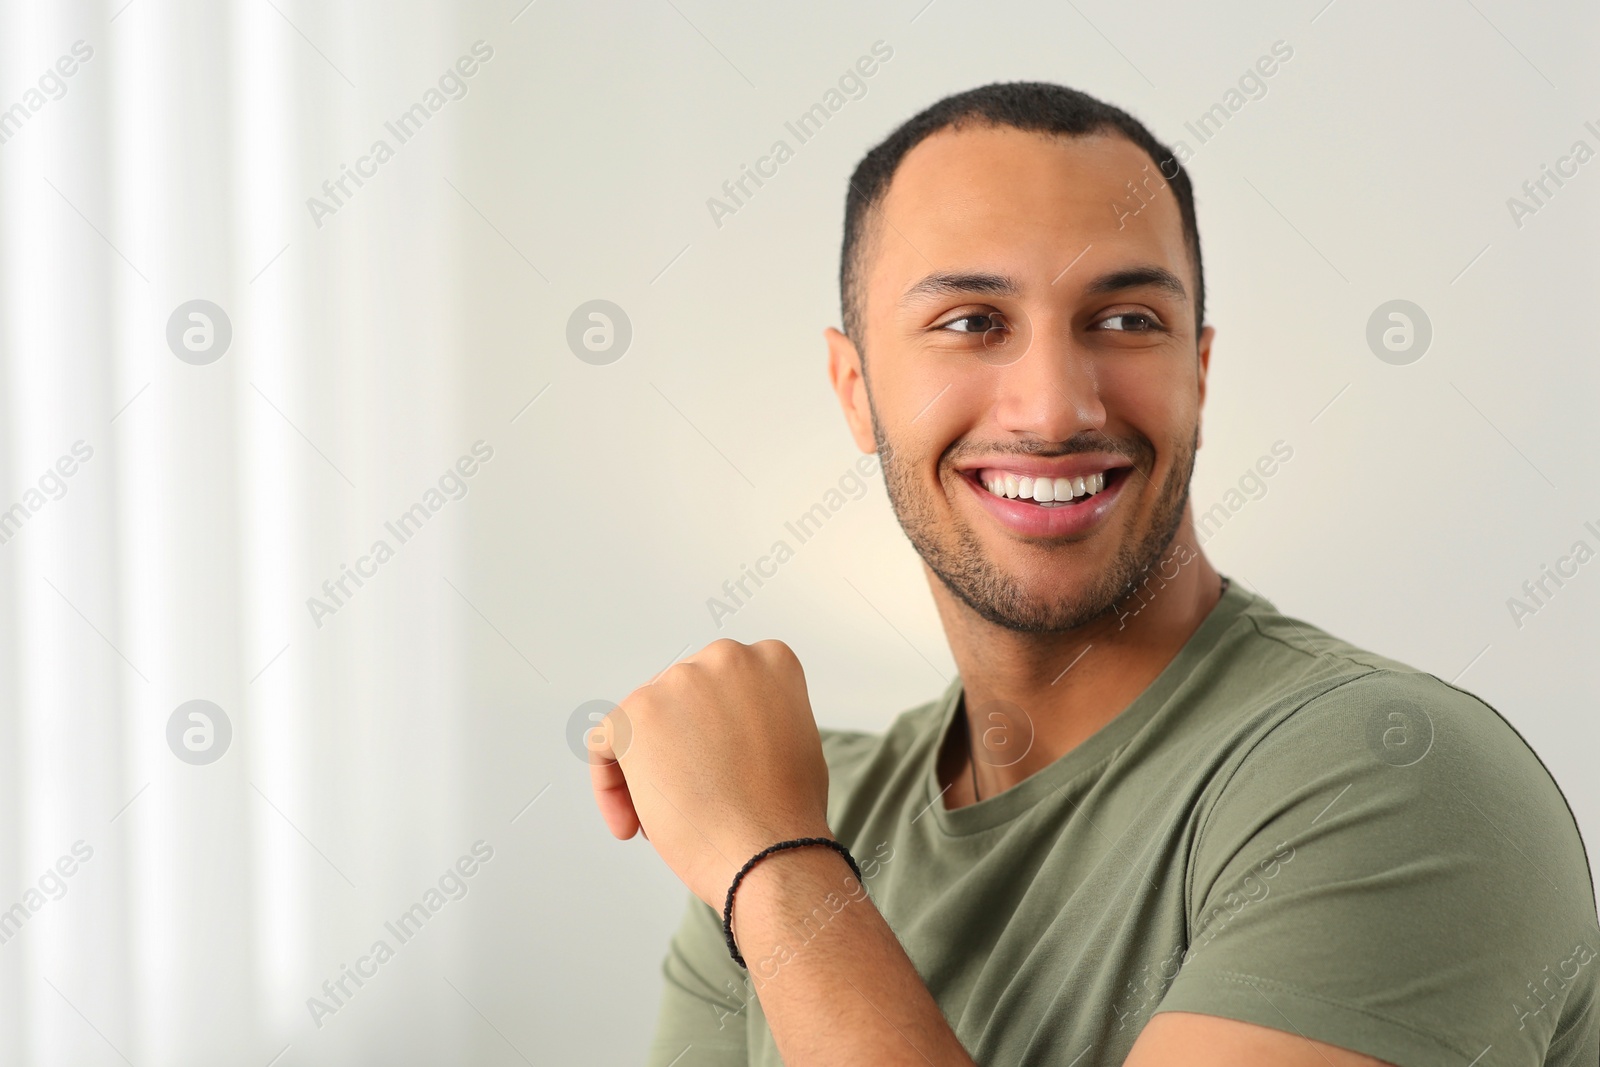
left=1098, top=360, right=1197, bottom=446
left=880, top=362, right=990, bottom=465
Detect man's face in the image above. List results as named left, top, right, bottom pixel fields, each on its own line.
left=830, top=124, right=1213, bottom=632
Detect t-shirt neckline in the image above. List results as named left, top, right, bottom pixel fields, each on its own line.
left=921, top=575, right=1253, bottom=837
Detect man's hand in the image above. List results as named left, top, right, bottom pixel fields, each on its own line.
left=591, top=640, right=980, bottom=1065
left=588, top=638, right=835, bottom=909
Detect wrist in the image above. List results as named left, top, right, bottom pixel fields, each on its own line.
left=728, top=843, right=868, bottom=975
left=727, top=819, right=835, bottom=867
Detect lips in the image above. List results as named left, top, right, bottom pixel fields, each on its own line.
left=956, top=462, right=1134, bottom=538
left=974, top=468, right=1107, bottom=506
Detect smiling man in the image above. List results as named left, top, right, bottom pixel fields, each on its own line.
left=594, top=83, right=1599, bottom=1066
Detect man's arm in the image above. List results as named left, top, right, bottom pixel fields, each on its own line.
left=727, top=844, right=975, bottom=1065
left=1127, top=1013, right=1393, bottom=1066
left=597, top=639, right=1413, bottom=1065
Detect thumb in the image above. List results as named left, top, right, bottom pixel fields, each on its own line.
left=589, top=755, right=642, bottom=840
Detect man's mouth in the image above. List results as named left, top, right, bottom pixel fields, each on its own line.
left=967, top=467, right=1125, bottom=508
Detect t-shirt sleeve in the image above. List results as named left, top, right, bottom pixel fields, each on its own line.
left=1156, top=668, right=1600, bottom=1067
left=646, top=891, right=754, bottom=1067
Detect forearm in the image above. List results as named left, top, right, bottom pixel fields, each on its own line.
left=729, top=846, right=976, bottom=1066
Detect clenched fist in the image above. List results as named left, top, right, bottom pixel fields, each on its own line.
left=588, top=638, right=835, bottom=908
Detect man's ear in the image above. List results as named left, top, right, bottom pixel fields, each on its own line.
left=826, top=326, right=877, bottom=455
left=1195, top=324, right=1214, bottom=450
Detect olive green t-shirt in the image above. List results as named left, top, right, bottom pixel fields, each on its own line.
left=647, top=578, right=1599, bottom=1066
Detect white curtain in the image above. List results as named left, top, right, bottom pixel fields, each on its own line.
left=2, top=2, right=477, bottom=1061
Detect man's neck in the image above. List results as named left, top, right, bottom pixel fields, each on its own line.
left=931, top=521, right=1224, bottom=806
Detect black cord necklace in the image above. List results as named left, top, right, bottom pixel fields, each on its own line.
left=966, top=709, right=981, bottom=803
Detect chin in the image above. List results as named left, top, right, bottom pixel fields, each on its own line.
left=941, top=564, right=1126, bottom=634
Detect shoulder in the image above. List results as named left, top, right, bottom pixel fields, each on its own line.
left=1209, top=587, right=1582, bottom=825
left=1195, top=662, right=1596, bottom=943
left=1224, top=582, right=1422, bottom=688
left=1227, top=664, right=1580, bottom=825
left=1174, top=658, right=1599, bottom=1063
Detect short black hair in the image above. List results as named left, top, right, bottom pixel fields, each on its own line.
left=839, top=81, right=1204, bottom=346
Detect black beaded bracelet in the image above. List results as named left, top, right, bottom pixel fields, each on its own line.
left=721, top=836, right=864, bottom=969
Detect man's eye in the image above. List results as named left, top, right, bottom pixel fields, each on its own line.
left=1095, top=312, right=1162, bottom=332
left=939, top=313, right=1005, bottom=334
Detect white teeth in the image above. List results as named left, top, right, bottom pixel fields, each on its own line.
left=979, top=469, right=1111, bottom=504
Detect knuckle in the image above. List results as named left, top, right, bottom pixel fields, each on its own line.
left=754, top=639, right=801, bottom=671
left=699, top=637, right=749, bottom=664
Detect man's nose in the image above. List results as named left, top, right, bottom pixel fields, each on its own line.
left=988, top=317, right=1107, bottom=443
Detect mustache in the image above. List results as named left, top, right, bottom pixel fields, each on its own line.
left=941, top=431, right=1153, bottom=470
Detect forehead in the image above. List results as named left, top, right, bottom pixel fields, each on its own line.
left=867, top=124, right=1190, bottom=306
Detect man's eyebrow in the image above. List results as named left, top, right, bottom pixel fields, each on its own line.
left=898, top=271, right=1020, bottom=307
left=897, top=266, right=1188, bottom=307
left=1080, top=265, right=1189, bottom=302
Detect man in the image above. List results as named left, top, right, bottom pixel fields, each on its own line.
left=591, top=83, right=1599, bottom=1065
